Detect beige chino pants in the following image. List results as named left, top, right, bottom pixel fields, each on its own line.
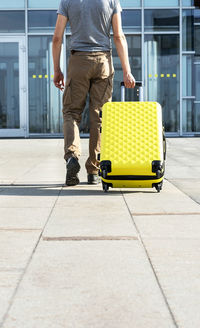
left=62, top=51, right=114, bottom=174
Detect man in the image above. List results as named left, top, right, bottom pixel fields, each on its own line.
left=52, top=0, right=135, bottom=186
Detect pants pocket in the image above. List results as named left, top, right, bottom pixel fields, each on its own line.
left=102, top=74, right=114, bottom=104
left=63, top=78, right=71, bottom=106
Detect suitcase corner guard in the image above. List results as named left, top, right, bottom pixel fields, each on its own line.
left=100, top=161, right=112, bottom=179
left=152, top=160, right=165, bottom=179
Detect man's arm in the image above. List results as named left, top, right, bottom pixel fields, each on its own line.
left=112, top=13, right=135, bottom=88
left=52, top=14, right=68, bottom=90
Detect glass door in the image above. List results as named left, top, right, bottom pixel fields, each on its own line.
left=0, top=37, right=26, bottom=137
left=144, top=34, right=180, bottom=133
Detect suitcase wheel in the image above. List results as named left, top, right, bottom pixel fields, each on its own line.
left=155, top=181, right=163, bottom=193
left=102, top=170, right=107, bottom=179
left=102, top=181, right=109, bottom=193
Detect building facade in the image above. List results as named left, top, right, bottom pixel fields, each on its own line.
left=0, top=0, right=199, bottom=137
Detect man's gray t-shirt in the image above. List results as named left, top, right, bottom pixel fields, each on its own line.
left=57, top=0, right=122, bottom=51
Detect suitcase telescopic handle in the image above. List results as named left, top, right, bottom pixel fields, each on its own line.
left=120, top=81, right=144, bottom=102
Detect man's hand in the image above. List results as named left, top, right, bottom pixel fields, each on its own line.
left=123, top=72, right=135, bottom=88
left=54, top=69, right=64, bottom=91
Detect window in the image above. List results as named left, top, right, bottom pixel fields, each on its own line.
left=144, top=9, right=179, bottom=31
left=112, top=35, right=142, bottom=101
left=144, top=34, right=180, bottom=132
left=0, top=11, right=25, bottom=33
left=120, top=0, right=141, bottom=8
left=0, top=43, right=19, bottom=129
left=182, top=100, right=200, bottom=132
left=28, top=0, right=60, bottom=9
left=194, top=25, right=200, bottom=63
left=144, top=0, right=179, bottom=7
left=182, top=0, right=194, bottom=6
left=28, top=10, right=57, bottom=33
left=0, top=0, right=24, bottom=9
left=183, top=55, right=193, bottom=97
left=121, top=10, right=141, bottom=32
left=182, top=10, right=194, bottom=51
left=194, top=9, right=200, bottom=22
left=28, top=36, right=63, bottom=133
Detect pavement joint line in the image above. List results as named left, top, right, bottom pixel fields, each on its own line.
left=132, top=212, right=200, bottom=216
left=121, top=191, right=179, bottom=328
left=42, top=236, right=138, bottom=241
left=0, top=186, right=63, bottom=328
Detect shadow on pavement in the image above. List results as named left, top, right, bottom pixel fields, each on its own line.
left=0, top=184, right=156, bottom=196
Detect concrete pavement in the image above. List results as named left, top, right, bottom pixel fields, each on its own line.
left=0, top=137, right=200, bottom=328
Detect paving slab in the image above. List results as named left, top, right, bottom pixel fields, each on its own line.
left=43, top=196, right=137, bottom=238
left=0, top=139, right=63, bottom=184
left=0, top=272, right=21, bottom=323
left=165, top=166, right=200, bottom=179
left=2, top=241, right=175, bottom=328
left=0, top=231, right=41, bottom=270
left=0, top=159, right=39, bottom=182
left=123, top=180, right=200, bottom=215
left=16, top=160, right=65, bottom=183
left=133, top=214, right=200, bottom=239
left=0, top=208, right=51, bottom=230
left=142, top=239, right=200, bottom=328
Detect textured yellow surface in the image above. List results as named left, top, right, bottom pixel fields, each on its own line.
left=100, top=101, right=164, bottom=187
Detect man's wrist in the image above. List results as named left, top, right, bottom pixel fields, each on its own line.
left=123, top=71, right=132, bottom=76
left=54, top=68, right=61, bottom=73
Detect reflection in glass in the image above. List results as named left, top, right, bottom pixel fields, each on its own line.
left=182, top=0, right=194, bottom=5
left=120, top=0, right=141, bottom=8
left=28, top=36, right=63, bottom=133
left=112, top=35, right=142, bottom=102
left=28, top=10, right=57, bottom=32
left=0, top=11, right=25, bottom=33
left=182, top=10, right=194, bottom=51
left=121, top=10, right=141, bottom=32
left=183, top=100, right=200, bottom=132
left=28, top=0, right=60, bottom=9
left=194, top=9, right=200, bottom=22
left=182, top=55, right=193, bottom=97
left=144, top=9, right=179, bottom=31
left=144, top=35, right=180, bottom=132
left=195, top=65, right=200, bottom=101
left=193, top=103, right=200, bottom=131
left=0, top=0, right=24, bottom=9
left=194, top=25, right=200, bottom=60
left=144, top=0, right=179, bottom=7
left=0, top=43, right=19, bottom=129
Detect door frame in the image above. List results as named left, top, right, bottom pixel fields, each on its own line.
left=0, top=36, right=27, bottom=137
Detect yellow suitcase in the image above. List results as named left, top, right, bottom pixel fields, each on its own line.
left=99, top=83, right=166, bottom=192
